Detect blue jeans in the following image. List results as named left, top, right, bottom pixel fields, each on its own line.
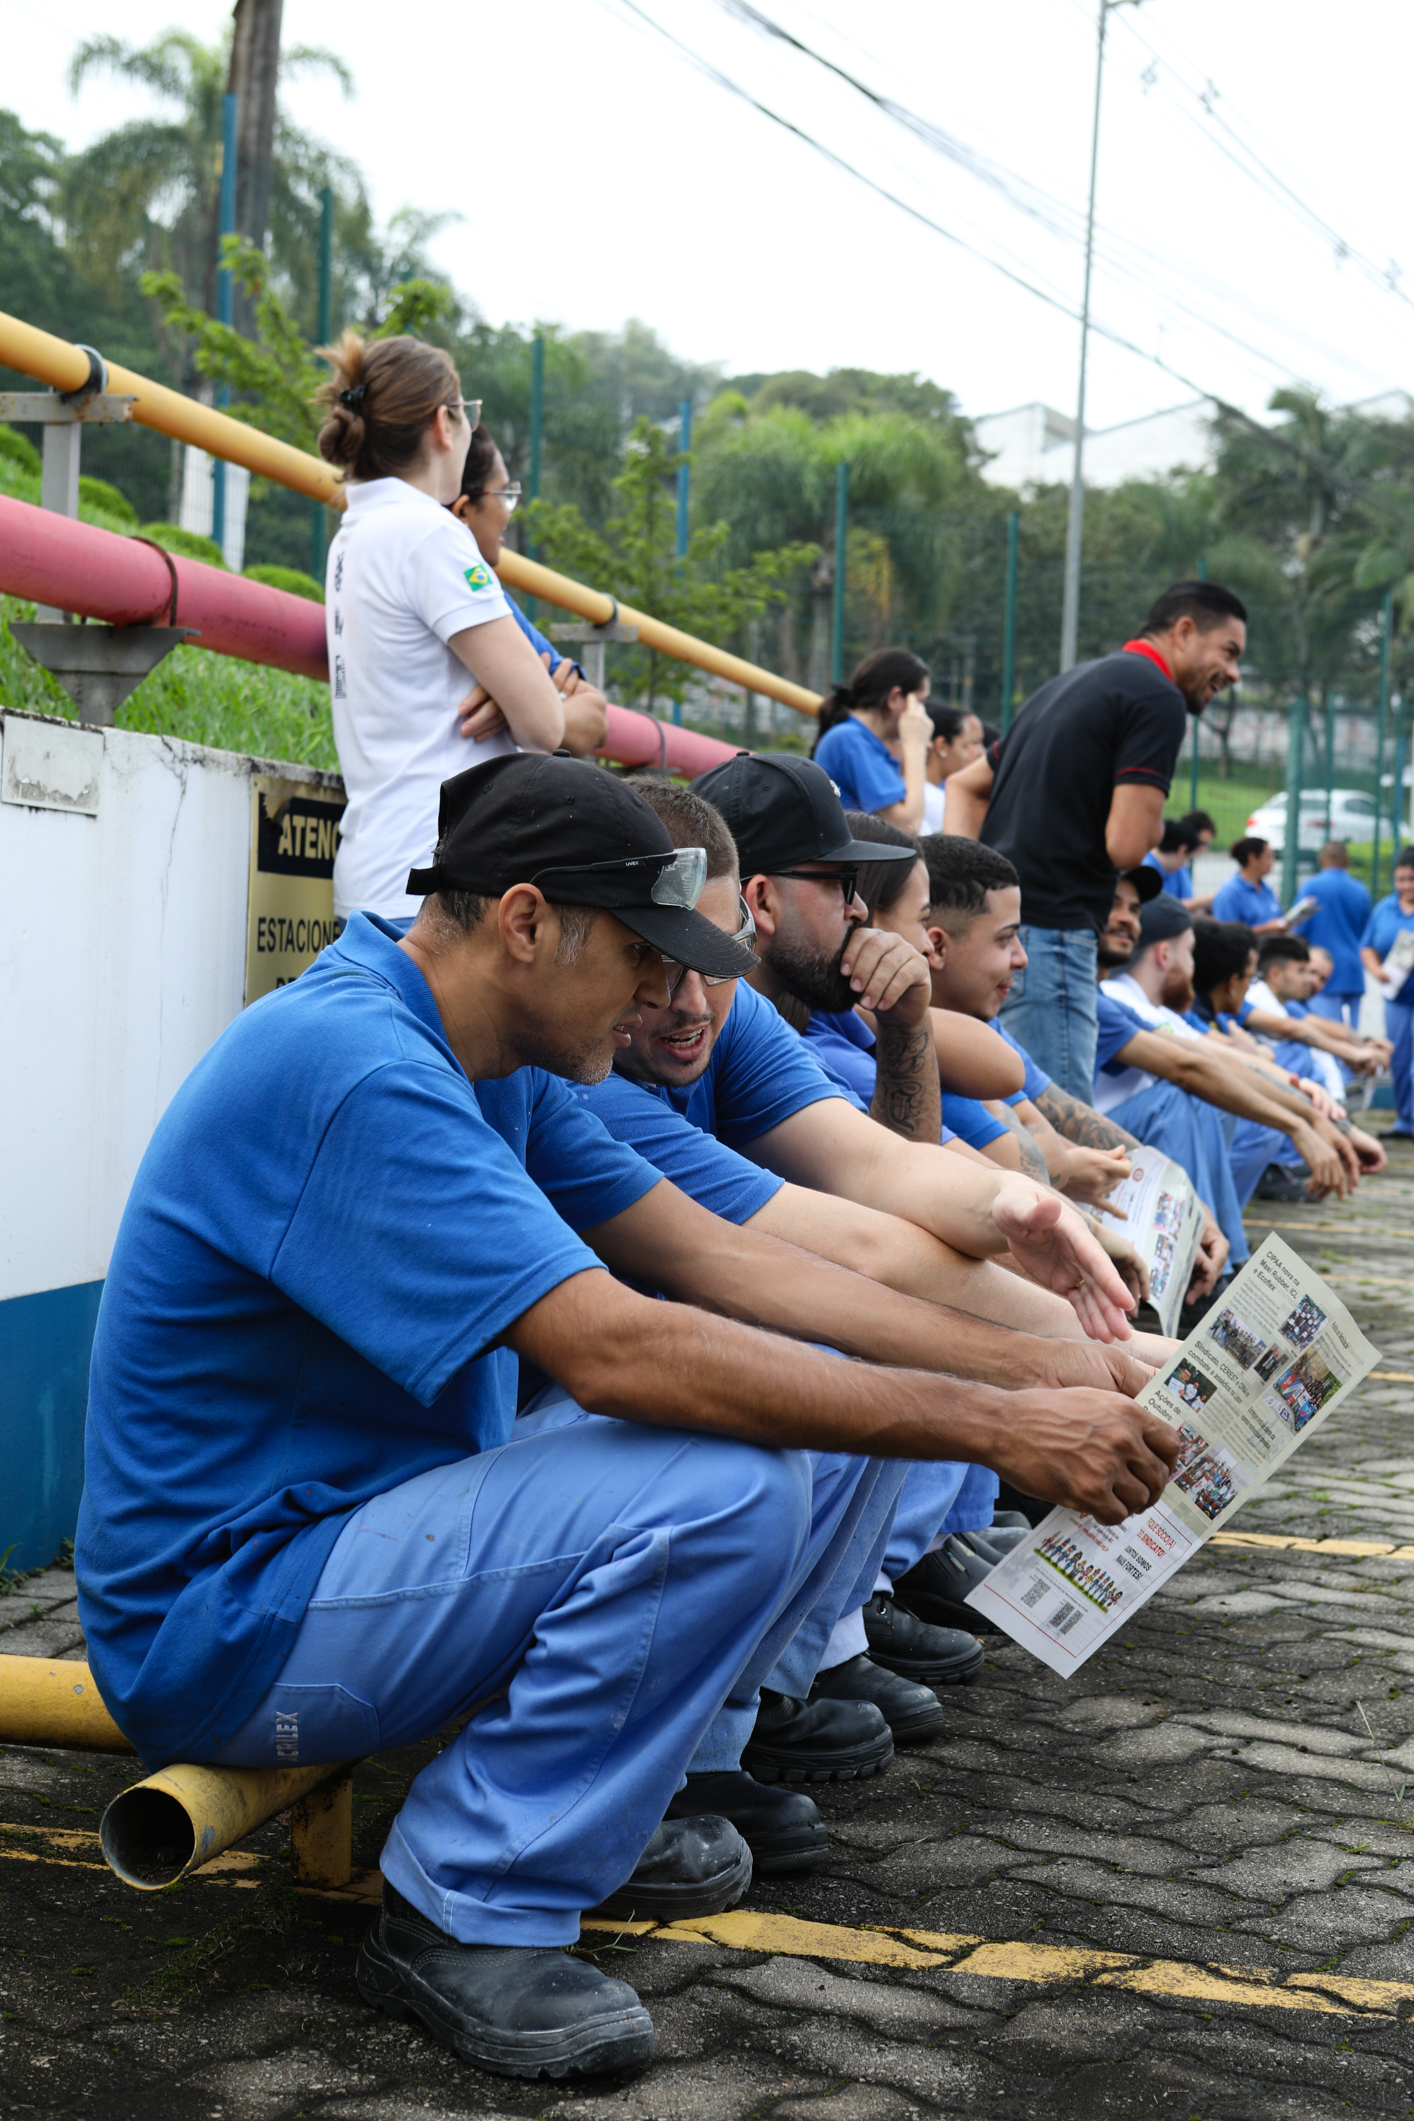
left=999, top=926, right=1098, bottom=1101
left=1107, top=1078, right=1250, bottom=1265
left=1385, top=998, right=1414, bottom=1132
left=208, top=1389, right=858, bottom=1947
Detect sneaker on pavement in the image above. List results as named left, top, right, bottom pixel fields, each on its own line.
left=357, top=1883, right=655, bottom=2080
left=742, top=1687, right=893, bottom=1784
left=587, top=1814, right=752, bottom=1920
left=665, top=1769, right=827, bottom=1874
left=810, top=1652, right=947, bottom=1745
left=862, top=1591, right=985, bottom=1682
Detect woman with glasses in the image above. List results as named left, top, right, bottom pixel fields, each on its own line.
left=317, top=333, right=567, bottom=922
left=450, top=425, right=608, bottom=760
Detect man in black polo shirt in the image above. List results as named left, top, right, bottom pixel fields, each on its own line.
left=944, top=581, right=1246, bottom=1100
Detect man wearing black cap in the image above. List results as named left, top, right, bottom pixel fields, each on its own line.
left=79, top=752, right=1180, bottom=2082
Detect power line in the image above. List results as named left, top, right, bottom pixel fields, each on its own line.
left=593, top=0, right=1383, bottom=495
left=703, top=0, right=1402, bottom=394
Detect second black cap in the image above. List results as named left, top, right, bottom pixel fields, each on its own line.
left=691, top=751, right=916, bottom=877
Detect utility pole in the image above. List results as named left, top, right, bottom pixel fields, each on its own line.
left=1373, top=593, right=1392, bottom=897
left=1000, top=510, right=1018, bottom=732
left=526, top=334, right=544, bottom=619
left=1060, top=1, right=1139, bottom=671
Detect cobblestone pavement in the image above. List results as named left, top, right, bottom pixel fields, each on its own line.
left=5, top=1145, right=1414, bottom=2118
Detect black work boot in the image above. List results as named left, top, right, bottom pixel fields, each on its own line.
left=588, top=1814, right=752, bottom=1920
left=891, top=1535, right=1010, bottom=1637
left=742, top=1687, right=893, bottom=1784
left=810, top=1652, right=946, bottom=1745
left=665, top=1769, right=827, bottom=1873
left=863, top=1591, right=985, bottom=1680
left=357, top=1883, right=654, bottom=2079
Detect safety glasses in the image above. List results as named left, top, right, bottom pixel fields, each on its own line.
left=529, top=846, right=708, bottom=907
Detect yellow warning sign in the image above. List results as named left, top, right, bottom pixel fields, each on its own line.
left=244, top=772, right=347, bottom=1005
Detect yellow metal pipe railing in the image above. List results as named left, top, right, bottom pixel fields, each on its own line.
left=0, top=310, right=822, bottom=717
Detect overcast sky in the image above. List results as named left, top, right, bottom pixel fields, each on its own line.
left=7, top=0, right=1414, bottom=433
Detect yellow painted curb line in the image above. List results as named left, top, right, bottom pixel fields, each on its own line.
left=1209, top=1532, right=1414, bottom=1558
left=2, top=1827, right=1408, bottom=2018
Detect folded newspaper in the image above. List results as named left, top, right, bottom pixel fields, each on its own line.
left=1382, top=929, right=1414, bottom=986
left=967, top=1234, right=1379, bottom=1676
left=1100, top=1150, right=1202, bottom=1338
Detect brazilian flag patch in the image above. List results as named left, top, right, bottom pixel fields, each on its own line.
left=463, top=562, right=494, bottom=592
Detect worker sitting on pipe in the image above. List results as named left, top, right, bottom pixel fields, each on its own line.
left=76, top=753, right=1177, bottom=2082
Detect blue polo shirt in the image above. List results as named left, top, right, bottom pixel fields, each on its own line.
left=1295, top=868, right=1371, bottom=993
left=1362, top=893, right=1414, bottom=1006
left=77, top=913, right=662, bottom=1765
left=1211, top=874, right=1283, bottom=926
left=813, top=716, right=907, bottom=815
left=1142, top=851, right=1192, bottom=900
left=508, top=593, right=583, bottom=677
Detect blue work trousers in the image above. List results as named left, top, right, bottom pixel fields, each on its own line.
left=1385, top=998, right=1414, bottom=1132
left=883, top=1459, right=1000, bottom=1582
left=999, top=926, right=1098, bottom=1101
left=1107, top=1079, right=1249, bottom=1265
left=209, top=1391, right=858, bottom=1948
left=1308, top=989, right=1364, bottom=1030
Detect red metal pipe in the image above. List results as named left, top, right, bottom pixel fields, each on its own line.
left=0, top=495, right=327, bottom=679
left=0, top=494, right=739, bottom=772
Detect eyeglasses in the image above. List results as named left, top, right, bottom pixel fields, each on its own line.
left=480, top=482, right=521, bottom=515
left=773, top=868, right=859, bottom=908
left=661, top=895, right=756, bottom=995
left=446, top=398, right=483, bottom=425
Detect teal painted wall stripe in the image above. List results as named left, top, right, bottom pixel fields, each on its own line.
left=0, top=1280, right=103, bottom=1573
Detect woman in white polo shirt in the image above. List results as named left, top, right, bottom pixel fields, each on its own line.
left=318, top=332, right=565, bottom=921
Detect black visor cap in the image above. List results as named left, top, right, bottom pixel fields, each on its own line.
left=1120, top=863, right=1165, bottom=905
left=405, top=751, right=759, bottom=981
left=691, top=751, right=918, bottom=877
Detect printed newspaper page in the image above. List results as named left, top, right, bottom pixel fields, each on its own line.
left=1100, top=1151, right=1202, bottom=1337
left=1382, top=929, right=1414, bottom=987
left=966, top=1234, right=1379, bottom=1677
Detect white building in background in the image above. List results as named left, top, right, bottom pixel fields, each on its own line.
left=972, top=398, right=1217, bottom=492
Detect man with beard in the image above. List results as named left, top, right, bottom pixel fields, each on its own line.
left=945, top=581, right=1247, bottom=1099
left=1093, top=883, right=1362, bottom=1255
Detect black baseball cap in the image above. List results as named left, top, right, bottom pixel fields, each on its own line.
left=690, top=751, right=917, bottom=877
left=406, top=752, right=758, bottom=979
left=1119, top=863, right=1164, bottom=905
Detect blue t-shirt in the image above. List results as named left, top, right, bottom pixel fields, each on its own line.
left=1142, top=851, right=1191, bottom=900
left=803, top=1010, right=1003, bottom=1147
left=1211, top=874, right=1283, bottom=926
left=1296, top=868, right=1372, bottom=993
left=994, top=1021, right=1052, bottom=1103
left=813, top=716, right=907, bottom=815
left=77, top=913, right=661, bottom=1765
left=1361, top=893, right=1414, bottom=1006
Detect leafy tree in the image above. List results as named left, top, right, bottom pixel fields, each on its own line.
left=526, top=418, right=816, bottom=714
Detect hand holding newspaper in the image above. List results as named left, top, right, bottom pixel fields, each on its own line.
left=967, top=1235, right=1379, bottom=1676
left=1381, top=929, right=1414, bottom=988
left=1096, top=1150, right=1202, bottom=1337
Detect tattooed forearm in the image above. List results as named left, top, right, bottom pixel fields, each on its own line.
left=1037, top=1081, right=1140, bottom=1154
left=994, top=1102, right=1052, bottom=1183
left=871, top=1018, right=944, bottom=1144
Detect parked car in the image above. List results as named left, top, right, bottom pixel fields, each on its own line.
left=1245, top=788, right=1379, bottom=854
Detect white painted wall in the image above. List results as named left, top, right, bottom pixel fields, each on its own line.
left=0, top=710, right=337, bottom=1307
